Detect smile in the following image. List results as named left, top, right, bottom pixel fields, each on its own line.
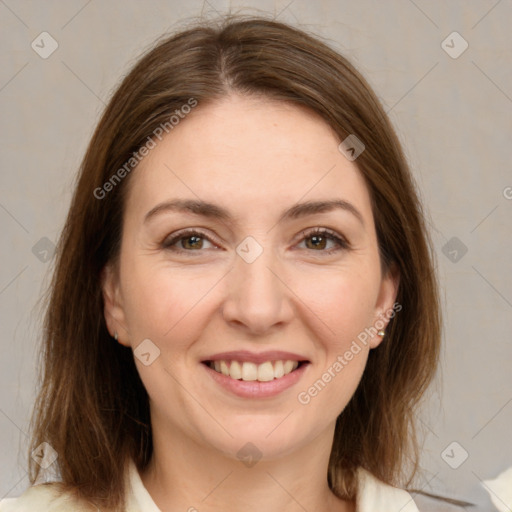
left=201, top=358, right=310, bottom=399
left=206, top=359, right=303, bottom=382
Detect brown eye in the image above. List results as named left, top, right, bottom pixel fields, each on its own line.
left=162, top=230, right=217, bottom=253
left=180, top=234, right=204, bottom=250
left=299, top=228, right=349, bottom=253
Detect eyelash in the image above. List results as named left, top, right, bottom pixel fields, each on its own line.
left=161, top=228, right=350, bottom=255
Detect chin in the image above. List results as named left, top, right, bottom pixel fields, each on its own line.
left=199, top=415, right=316, bottom=463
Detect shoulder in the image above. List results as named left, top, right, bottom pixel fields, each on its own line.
left=356, top=468, right=419, bottom=512
left=0, top=482, right=96, bottom=512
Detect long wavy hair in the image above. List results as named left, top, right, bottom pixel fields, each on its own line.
left=28, top=14, right=441, bottom=511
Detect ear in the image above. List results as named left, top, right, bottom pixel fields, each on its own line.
left=100, top=262, right=130, bottom=347
left=369, top=262, right=400, bottom=349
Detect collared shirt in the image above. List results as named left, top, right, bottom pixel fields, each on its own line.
left=0, top=460, right=419, bottom=511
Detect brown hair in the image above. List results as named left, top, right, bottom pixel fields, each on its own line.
left=28, top=14, right=441, bottom=510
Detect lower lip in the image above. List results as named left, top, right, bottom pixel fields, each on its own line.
left=202, top=362, right=309, bottom=398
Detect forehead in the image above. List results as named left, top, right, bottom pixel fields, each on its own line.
left=124, top=94, right=373, bottom=225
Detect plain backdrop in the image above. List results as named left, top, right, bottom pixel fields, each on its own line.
left=1, top=1, right=511, bottom=511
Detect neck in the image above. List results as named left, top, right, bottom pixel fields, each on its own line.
left=140, top=419, right=355, bottom=512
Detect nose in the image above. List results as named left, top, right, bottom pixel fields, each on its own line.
left=221, top=243, right=295, bottom=336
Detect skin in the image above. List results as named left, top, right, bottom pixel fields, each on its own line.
left=102, top=94, right=399, bottom=512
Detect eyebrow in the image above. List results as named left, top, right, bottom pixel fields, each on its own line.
left=144, top=198, right=365, bottom=227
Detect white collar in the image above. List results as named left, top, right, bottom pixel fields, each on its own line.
left=125, top=459, right=419, bottom=512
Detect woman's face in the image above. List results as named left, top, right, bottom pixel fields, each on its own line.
left=102, top=94, right=399, bottom=461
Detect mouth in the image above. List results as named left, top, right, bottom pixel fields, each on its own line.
left=202, top=359, right=309, bottom=382
left=200, top=350, right=311, bottom=398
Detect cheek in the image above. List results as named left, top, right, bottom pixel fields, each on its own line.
left=290, top=262, right=380, bottom=413
left=293, top=263, right=380, bottom=348
left=119, top=256, right=205, bottom=343
left=295, top=271, right=374, bottom=415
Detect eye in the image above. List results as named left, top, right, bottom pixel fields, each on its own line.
left=297, top=228, right=349, bottom=254
left=161, top=227, right=350, bottom=255
left=161, top=229, right=218, bottom=253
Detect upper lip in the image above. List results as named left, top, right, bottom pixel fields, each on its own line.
left=202, top=350, right=310, bottom=364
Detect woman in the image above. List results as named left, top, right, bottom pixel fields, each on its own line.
left=0, top=15, right=440, bottom=512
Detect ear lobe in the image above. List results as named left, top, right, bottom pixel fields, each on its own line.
left=369, top=262, right=400, bottom=349
left=100, top=263, right=130, bottom=347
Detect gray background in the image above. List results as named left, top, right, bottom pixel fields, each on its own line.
left=1, top=1, right=511, bottom=511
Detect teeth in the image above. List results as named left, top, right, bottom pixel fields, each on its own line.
left=241, top=362, right=258, bottom=381
left=230, top=361, right=242, bottom=380
left=257, top=361, right=275, bottom=382
left=220, top=360, right=229, bottom=376
left=283, top=360, right=295, bottom=374
left=209, top=359, right=300, bottom=381
left=274, top=360, right=284, bottom=379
